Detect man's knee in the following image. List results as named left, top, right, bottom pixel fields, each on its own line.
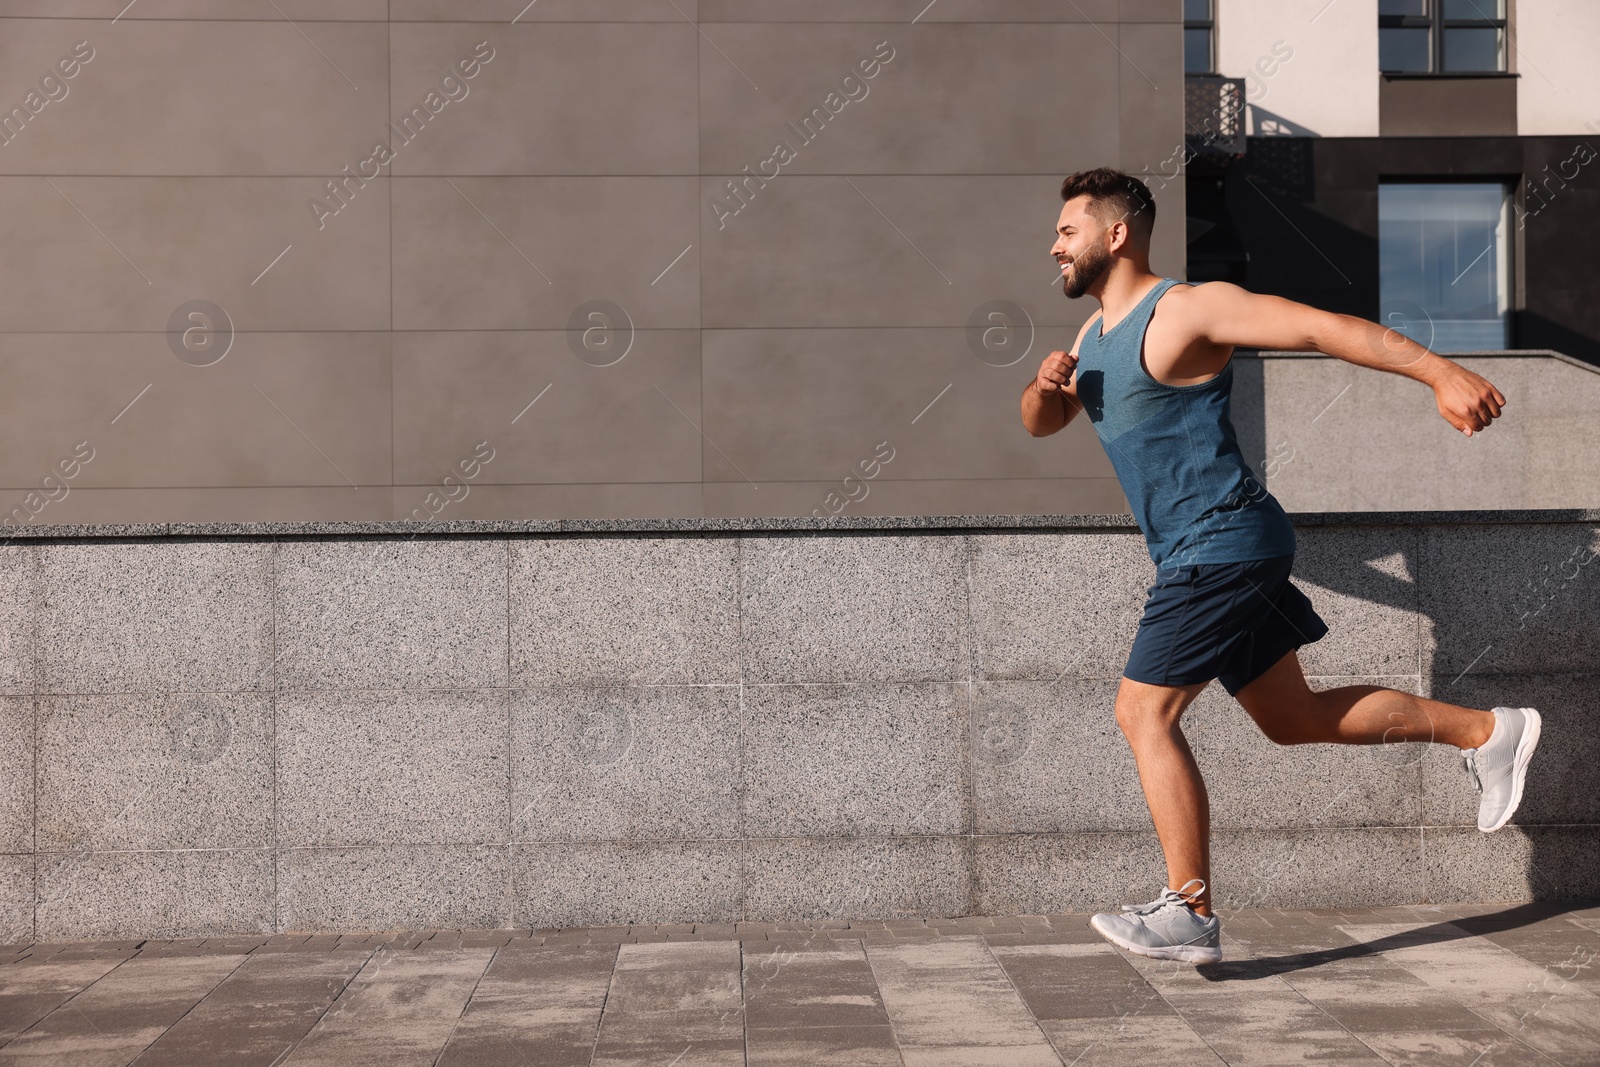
left=1113, top=697, right=1148, bottom=739
left=1113, top=682, right=1192, bottom=740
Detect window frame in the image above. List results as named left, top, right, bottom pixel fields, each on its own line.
left=1376, top=177, right=1517, bottom=353
left=1183, top=0, right=1216, bottom=76
left=1379, top=0, right=1509, bottom=76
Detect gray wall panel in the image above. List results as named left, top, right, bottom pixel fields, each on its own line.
left=0, top=7, right=1171, bottom=524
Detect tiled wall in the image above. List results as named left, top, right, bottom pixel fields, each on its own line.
left=0, top=1, right=1184, bottom=525
left=1, top=517, right=1595, bottom=940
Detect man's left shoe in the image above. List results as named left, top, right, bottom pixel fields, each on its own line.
left=1462, top=706, right=1542, bottom=833
left=1089, top=879, right=1222, bottom=964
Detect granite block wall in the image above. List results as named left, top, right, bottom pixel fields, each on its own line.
left=0, top=512, right=1595, bottom=940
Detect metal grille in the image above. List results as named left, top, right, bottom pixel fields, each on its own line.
left=1185, top=76, right=1246, bottom=156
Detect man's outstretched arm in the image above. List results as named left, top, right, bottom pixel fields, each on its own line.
left=1177, top=282, right=1506, bottom=436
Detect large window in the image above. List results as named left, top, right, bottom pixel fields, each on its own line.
left=1379, top=182, right=1511, bottom=352
left=1184, top=0, right=1215, bottom=75
left=1380, top=0, right=1507, bottom=74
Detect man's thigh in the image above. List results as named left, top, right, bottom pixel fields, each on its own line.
left=1231, top=649, right=1319, bottom=733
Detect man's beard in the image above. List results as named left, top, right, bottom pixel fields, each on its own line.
left=1060, top=240, right=1111, bottom=299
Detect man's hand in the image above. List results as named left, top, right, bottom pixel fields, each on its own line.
left=1021, top=349, right=1082, bottom=436
left=1035, top=349, right=1078, bottom=395
left=1429, top=361, right=1506, bottom=437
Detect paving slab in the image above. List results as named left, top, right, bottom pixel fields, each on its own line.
left=0, top=958, right=126, bottom=1045
left=1352, top=1030, right=1558, bottom=1066
left=589, top=942, right=744, bottom=1067
left=0, top=955, right=243, bottom=1067
left=1038, top=1016, right=1227, bottom=1066
left=745, top=1023, right=901, bottom=1066
left=1115, top=938, right=1393, bottom=1066
left=865, top=936, right=1060, bottom=1061
left=436, top=943, right=615, bottom=1067
left=743, top=942, right=890, bottom=1030
left=277, top=948, right=493, bottom=1066
left=988, top=942, right=1172, bottom=1021
left=1337, top=921, right=1600, bottom=1065
left=132, top=953, right=370, bottom=1067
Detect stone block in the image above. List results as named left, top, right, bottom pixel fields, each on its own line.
left=742, top=683, right=966, bottom=838
left=37, top=693, right=271, bottom=850
left=512, top=685, right=739, bottom=842
left=276, top=845, right=509, bottom=932
left=968, top=531, right=1150, bottom=682
left=740, top=534, right=967, bottom=684
left=35, top=849, right=273, bottom=940
left=0, top=697, right=31, bottom=854
left=38, top=542, right=273, bottom=694
left=275, top=539, right=508, bottom=691
left=743, top=836, right=969, bottom=922
left=972, top=680, right=1150, bottom=834
left=277, top=689, right=509, bottom=847
left=512, top=841, right=741, bottom=928
left=509, top=536, right=738, bottom=686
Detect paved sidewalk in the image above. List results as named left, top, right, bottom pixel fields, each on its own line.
left=1, top=903, right=1598, bottom=1065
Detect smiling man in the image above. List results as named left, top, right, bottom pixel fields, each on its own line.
left=1022, top=167, right=1542, bottom=964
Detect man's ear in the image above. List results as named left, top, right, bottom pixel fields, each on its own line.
left=1105, top=219, right=1130, bottom=253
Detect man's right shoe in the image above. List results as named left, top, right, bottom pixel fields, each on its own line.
left=1462, top=706, right=1542, bottom=833
left=1089, top=879, right=1222, bottom=964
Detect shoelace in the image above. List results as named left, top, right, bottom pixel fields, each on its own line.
left=1120, top=889, right=1187, bottom=916
left=1462, top=748, right=1483, bottom=793
left=1120, top=878, right=1208, bottom=916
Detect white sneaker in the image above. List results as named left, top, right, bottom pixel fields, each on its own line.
left=1089, top=879, right=1222, bottom=964
left=1462, top=706, right=1542, bottom=833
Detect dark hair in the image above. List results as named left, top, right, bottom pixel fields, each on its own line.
left=1059, top=167, right=1156, bottom=241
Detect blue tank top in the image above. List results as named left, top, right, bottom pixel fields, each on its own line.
left=1073, top=278, right=1295, bottom=569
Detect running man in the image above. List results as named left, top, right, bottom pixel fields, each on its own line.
left=1022, top=167, right=1542, bottom=964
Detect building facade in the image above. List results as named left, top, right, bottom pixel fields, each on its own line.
left=0, top=2, right=1184, bottom=526
left=1185, top=0, right=1600, bottom=364
left=0, top=2, right=1591, bottom=527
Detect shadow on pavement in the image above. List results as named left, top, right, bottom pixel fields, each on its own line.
left=1195, top=901, right=1597, bottom=982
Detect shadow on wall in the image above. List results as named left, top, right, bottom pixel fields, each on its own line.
left=1292, top=522, right=1600, bottom=904
left=1229, top=355, right=1267, bottom=481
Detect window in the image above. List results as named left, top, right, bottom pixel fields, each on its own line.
left=1184, top=0, right=1215, bottom=75
left=1379, top=182, right=1512, bottom=352
left=1380, top=0, right=1507, bottom=74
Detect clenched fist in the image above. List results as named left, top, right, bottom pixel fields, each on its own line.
left=1431, top=363, right=1506, bottom=437
left=1035, top=350, right=1079, bottom=396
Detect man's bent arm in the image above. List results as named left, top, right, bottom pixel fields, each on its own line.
left=1021, top=379, right=1072, bottom=436
left=1179, top=282, right=1506, bottom=435
left=1022, top=318, right=1096, bottom=437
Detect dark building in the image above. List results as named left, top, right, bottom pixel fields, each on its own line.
left=1184, top=0, right=1600, bottom=365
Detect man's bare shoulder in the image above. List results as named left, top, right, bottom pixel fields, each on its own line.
left=1157, top=280, right=1247, bottom=315
left=1150, top=281, right=1258, bottom=337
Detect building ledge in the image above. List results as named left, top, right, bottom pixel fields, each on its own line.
left=1239, top=349, right=1600, bottom=375
left=1380, top=71, right=1519, bottom=79
left=1, top=509, right=1597, bottom=541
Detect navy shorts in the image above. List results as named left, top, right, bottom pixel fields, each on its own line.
left=1123, top=554, right=1329, bottom=696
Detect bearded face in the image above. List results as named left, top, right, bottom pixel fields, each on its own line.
left=1061, top=233, right=1112, bottom=299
